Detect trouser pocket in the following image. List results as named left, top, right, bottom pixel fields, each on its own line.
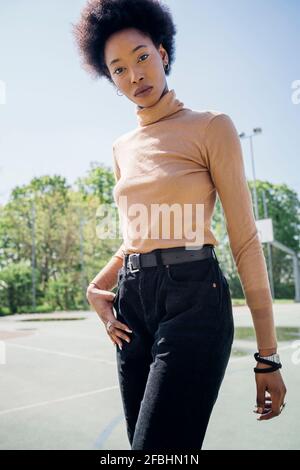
left=164, top=257, right=221, bottom=311
left=113, top=267, right=124, bottom=308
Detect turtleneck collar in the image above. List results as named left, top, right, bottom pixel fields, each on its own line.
left=135, top=88, right=184, bottom=127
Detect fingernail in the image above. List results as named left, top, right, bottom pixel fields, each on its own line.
left=119, top=343, right=122, bottom=350
left=126, top=329, right=132, bottom=333
left=125, top=338, right=130, bottom=343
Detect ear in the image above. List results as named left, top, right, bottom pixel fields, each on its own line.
left=158, top=43, right=168, bottom=64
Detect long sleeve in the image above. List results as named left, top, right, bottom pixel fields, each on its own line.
left=111, top=142, right=125, bottom=262
left=112, top=143, right=121, bottom=183
left=203, top=113, right=277, bottom=350
left=112, top=242, right=125, bottom=261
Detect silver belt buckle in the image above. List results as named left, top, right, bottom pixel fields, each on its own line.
left=128, top=253, right=141, bottom=273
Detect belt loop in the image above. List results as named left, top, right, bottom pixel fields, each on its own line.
left=212, top=246, right=219, bottom=264
left=154, top=248, right=164, bottom=267
left=124, top=254, right=129, bottom=272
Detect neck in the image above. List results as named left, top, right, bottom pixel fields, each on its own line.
left=135, top=87, right=184, bottom=127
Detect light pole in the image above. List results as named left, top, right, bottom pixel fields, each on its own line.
left=76, top=205, right=88, bottom=309
left=239, top=128, right=262, bottom=220
left=262, top=189, right=275, bottom=299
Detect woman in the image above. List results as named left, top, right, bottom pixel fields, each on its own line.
left=73, top=0, right=287, bottom=451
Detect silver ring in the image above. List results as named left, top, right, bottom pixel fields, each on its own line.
left=106, top=320, right=113, bottom=332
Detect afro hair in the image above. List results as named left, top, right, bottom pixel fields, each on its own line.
left=72, top=0, right=177, bottom=83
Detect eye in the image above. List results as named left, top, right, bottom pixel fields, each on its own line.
left=114, top=67, right=124, bottom=75
left=113, top=54, right=149, bottom=75
left=138, top=53, right=149, bottom=62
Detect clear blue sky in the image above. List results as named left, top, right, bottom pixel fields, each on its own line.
left=0, top=0, right=299, bottom=205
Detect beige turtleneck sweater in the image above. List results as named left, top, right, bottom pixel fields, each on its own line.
left=110, top=88, right=277, bottom=350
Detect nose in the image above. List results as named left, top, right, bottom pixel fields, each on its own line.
left=130, top=68, right=144, bottom=84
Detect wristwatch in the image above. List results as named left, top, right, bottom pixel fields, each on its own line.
left=257, top=353, right=281, bottom=364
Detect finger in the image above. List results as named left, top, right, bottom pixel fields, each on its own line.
left=105, top=318, right=130, bottom=334
left=106, top=321, right=132, bottom=342
left=256, top=384, right=267, bottom=412
left=254, top=389, right=273, bottom=413
left=106, top=331, right=118, bottom=347
left=109, top=336, right=117, bottom=347
left=257, top=393, right=283, bottom=420
left=269, top=390, right=283, bottom=417
left=110, top=333, right=123, bottom=350
left=113, top=319, right=133, bottom=333
left=257, top=409, right=274, bottom=420
left=113, top=330, right=131, bottom=343
left=253, top=395, right=272, bottom=408
left=257, top=408, right=281, bottom=420
left=253, top=404, right=272, bottom=414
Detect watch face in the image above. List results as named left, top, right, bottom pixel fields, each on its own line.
left=267, top=354, right=280, bottom=363
left=259, top=353, right=280, bottom=363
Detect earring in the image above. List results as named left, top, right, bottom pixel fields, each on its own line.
left=164, top=62, right=169, bottom=71
left=116, top=88, right=123, bottom=96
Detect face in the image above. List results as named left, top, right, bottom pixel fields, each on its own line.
left=104, top=27, right=169, bottom=108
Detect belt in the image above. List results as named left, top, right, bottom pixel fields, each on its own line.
left=123, top=244, right=216, bottom=273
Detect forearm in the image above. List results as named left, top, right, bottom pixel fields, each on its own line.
left=249, top=302, right=277, bottom=351
left=88, top=255, right=123, bottom=292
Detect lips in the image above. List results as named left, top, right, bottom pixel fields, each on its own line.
left=135, top=86, right=152, bottom=96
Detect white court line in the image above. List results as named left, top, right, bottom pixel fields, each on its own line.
left=1, top=345, right=295, bottom=416
left=6, top=341, right=295, bottom=365
left=0, top=386, right=119, bottom=416
left=6, top=342, right=116, bottom=366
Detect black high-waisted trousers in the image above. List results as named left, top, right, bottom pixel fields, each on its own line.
left=112, top=246, right=234, bottom=451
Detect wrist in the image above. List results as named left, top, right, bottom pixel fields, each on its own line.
left=258, top=347, right=277, bottom=357
left=255, top=361, right=271, bottom=369
left=87, top=282, right=107, bottom=292
left=254, top=351, right=282, bottom=373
